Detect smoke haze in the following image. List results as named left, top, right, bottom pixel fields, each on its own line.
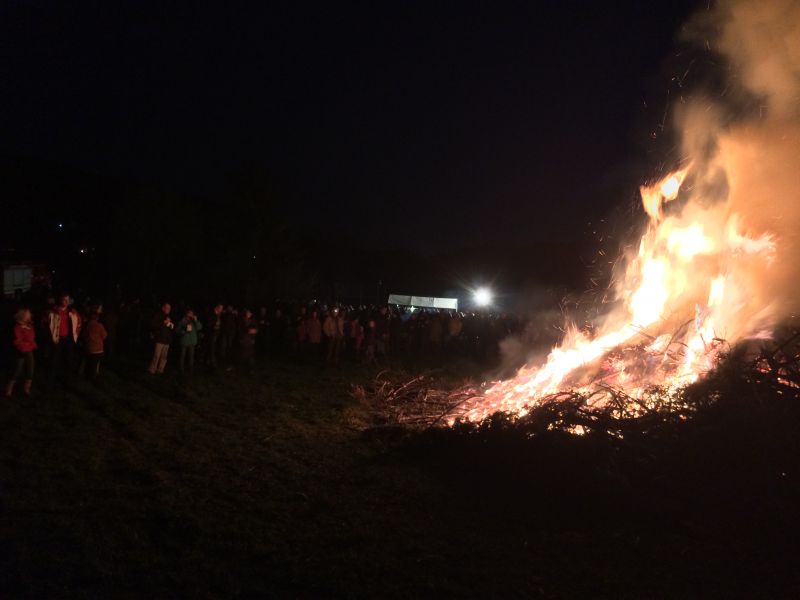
left=677, top=0, right=800, bottom=331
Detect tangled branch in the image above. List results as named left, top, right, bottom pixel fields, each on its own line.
left=355, top=330, right=800, bottom=437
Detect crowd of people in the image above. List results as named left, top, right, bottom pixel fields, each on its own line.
left=4, top=291, right=530, bottom=398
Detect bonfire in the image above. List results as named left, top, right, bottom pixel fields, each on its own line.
left=360, top=0, right=800, bottom=432
left=453, top=165, right=777, bottom=426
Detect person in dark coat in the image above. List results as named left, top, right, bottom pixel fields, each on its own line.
left=220, top=306, right=238, bottom=363
left=206, top=304, right=224, bottom=369
left=147, top=303, right=174, bottom=374
left=176, top=308, right=202, bottom=374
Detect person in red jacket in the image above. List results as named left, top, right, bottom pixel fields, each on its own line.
left=5, top=308, right=37, bottom=397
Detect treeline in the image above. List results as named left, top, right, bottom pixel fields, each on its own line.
left=2, top=157, right=597, bottom=305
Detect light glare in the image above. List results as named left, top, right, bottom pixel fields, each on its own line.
left=474, top=287, right=492, bottom=307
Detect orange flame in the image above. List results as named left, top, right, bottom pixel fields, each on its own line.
left=455, top=164, right=778, bottom=426
left=640, top=167, right=691, bottom=221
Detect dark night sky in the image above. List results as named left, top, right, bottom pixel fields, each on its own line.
left=2, top=1, right=702, bottom=250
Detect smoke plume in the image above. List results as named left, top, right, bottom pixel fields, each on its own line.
left=675, top=0, right=800, bottom=332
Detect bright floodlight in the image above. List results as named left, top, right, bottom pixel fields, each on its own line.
left=474, top=287, right=492, bottom=307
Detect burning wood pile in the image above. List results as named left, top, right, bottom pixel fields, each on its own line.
left=357, top=330, right=799, bottom=436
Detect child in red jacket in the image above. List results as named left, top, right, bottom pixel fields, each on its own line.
left=5, top=308, right=37, bottom=397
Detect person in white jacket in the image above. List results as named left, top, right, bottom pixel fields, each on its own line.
left=47, top=294, right=81, bottom=379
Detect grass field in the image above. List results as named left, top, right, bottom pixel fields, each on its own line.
left=1, top=354, right=799, bottom=598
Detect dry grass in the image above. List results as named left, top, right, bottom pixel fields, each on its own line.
left=2, top=337, right=799, bottom=597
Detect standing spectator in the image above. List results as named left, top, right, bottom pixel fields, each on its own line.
left=68, top=304, right=83, bottom=346
left=176, top=308, right=202, bottom=374
left=376, top=306, right=390, bottom=356
left=220, top=306, right=238, bottom=363
left=389, top=309, right=403, bottom=356
left=37, top=298, right=55, bottom=363
left=306, top=309, right=323, bottom=361
left=148, top=303, right=174, bottom=375
left=363, top=319, right=377, bottom=365
left=270, top=307, right=288, bottom=356
left=206, top=304, right=224, bottom=369
left=82, top=307, right=108, bottom=380
left=101, top=303, right=119, bottom=359
left=463, top=313, right=479, bottom=357
left=429, top=312, right=444, bottom=354
left=478, top=314, right=491, bottom=359
left=5, top=308, right=37, bottom=397
left=408, top=313, right=422, bottom=354
left=256, top=306, right=269, bottom=356
left=447, top=312, right=463, bottom=353
left=293, top=306, right=308, bottom=356
left=323, top=307, right=345, bottom=364
left=238, top=308, right=259, bottom=374
left=350, top=314, right=364, bottom=358
left=47, top=294, right=80, bottom=379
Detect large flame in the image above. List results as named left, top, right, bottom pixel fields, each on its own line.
left=457, top=161, right=777, bottom=425
left=451, top=0, right=800, bottom=426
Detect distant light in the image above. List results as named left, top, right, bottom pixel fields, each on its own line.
left=474, top=287, right=493, bottom=307
left=79, top=248, right=86, bottom=254
left=252, top=255, right=257, bottom=259
left=58, top=223, right=64, bottom=229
